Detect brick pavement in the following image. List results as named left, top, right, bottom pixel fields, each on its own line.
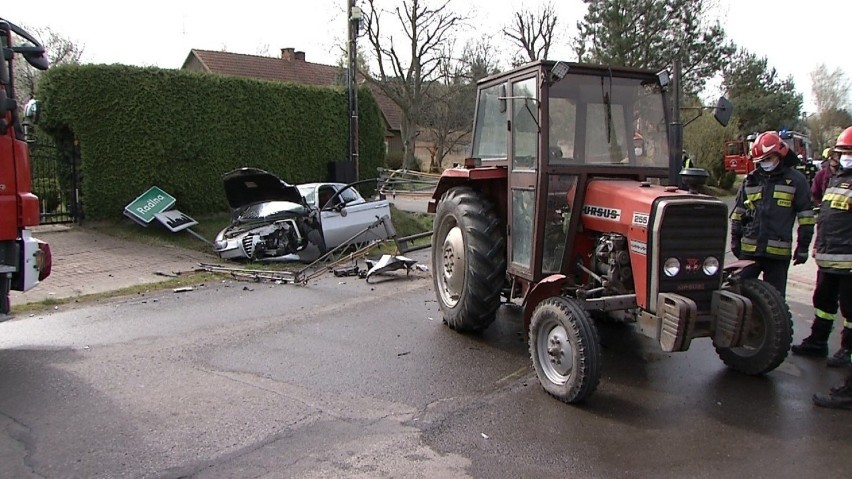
left=9, top=225, right=220, bottom=306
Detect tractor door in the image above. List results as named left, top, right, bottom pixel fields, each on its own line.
left=507, top=75, right=540, bottom=278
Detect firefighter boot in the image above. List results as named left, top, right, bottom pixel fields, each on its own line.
left=791, top=318, right=833, bottom=357
left=826, top=327, right=852, bottom=368
left=813, top=371, right=852, bottom=410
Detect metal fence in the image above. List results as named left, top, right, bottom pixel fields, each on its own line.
left=28, top=138, right=81, bottom=225
left=376, top=167, right=439, bottom=198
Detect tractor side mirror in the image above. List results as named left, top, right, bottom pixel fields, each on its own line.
left=23, top=50, right=49, bottom=71
left=0, top=48, right=9, bottom=84
left=714, top=97, right=733, bottom=127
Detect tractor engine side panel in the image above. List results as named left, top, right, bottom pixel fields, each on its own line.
left=581, top=180, right=667, bottom=307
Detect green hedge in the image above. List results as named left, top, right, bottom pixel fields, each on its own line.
left=37, top=64, right=385, bottom=220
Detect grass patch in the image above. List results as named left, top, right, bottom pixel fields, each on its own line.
left=73, top=205, right=433, bottom=279
left=84, top=212, right=232, bottom=254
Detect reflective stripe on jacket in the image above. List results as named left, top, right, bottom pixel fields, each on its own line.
left=815, top=168, right=852, bottom=274
left=730, top=165, right=814, bottom=260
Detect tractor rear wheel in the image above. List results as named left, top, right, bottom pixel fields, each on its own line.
left=529, top=297, right=602, bottom=403
left=715, top=278, right=792, bottom=375
left=432, top=186, right=506, bottom=333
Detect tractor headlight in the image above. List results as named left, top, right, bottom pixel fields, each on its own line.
left=663, top=257, right=681, bottom=277
left=703, top=256, right=720, bottom=276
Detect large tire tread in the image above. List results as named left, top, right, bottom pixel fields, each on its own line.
left=432, top=187, right=506, bottom=333
left=715, top=278, right=792, bottom=375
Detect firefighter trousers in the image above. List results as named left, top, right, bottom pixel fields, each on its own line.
left=740, top=257, right=791, bottom=298
left=811, top=271, right=852, bottom=346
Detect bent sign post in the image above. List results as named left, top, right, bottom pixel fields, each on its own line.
left=124, top=187, right=176, bottom=225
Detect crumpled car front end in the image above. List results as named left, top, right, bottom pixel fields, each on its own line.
left=214, top=215, right=314, bottom=260
left=215, top=168, right=326, bottom=261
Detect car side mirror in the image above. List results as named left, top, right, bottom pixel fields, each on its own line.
left=24, top=98, right=40, bottom=124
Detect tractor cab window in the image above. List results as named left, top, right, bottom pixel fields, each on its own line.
left=471, top=82, right=508, bottom=160
left=512, top=77, right=539, bottom=171
left=548, top=97, right=577, bottom=165
left=548, top=74, right=669, bottom=171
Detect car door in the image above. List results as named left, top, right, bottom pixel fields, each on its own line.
left=319, top=186, right=391, bottom=248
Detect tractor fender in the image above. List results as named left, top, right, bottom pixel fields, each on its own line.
left=722, top=258, right=758, bottom=288
left=428, top=166, right=507, bottom=214
left=522, top=274, right=570, bottom=330
left=724, top=258, right=756, bottom=275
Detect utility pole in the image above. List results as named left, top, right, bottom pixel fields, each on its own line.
left=348, top=0, right=362, bottom=181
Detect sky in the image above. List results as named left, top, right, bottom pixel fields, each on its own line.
left=2, top=0, right=849, bottom=112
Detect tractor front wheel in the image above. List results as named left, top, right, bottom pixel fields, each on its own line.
left=529, top=297, right=602, bottom=403
left=432, top=186, right=506, bottom=333
left=715, top=278, right=792, bottom=375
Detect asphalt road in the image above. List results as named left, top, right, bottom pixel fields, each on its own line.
left=1, top=245, right=850, bottom=478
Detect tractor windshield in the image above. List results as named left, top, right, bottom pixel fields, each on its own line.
left=548, top=73, right=669, bottom=170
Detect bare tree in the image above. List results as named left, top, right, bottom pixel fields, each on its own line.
left=502, top=2, right=558, bottom=65
left=811, top=63, right=851, bottom=115
left=13, top=25, right=83, bottom=101
left=808, top=64, right=852, bottom=152
left=361, top=0, right=462, bottom=170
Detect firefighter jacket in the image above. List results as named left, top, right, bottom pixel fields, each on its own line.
left=730, top=165, right=815, bottom=260
left=815, top=167, right=852, bottom=274
left=812, top=165, right=838, bottom=205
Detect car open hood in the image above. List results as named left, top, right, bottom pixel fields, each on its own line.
left=222, top=168, right=304, bottom=209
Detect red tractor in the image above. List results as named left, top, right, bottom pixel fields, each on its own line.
left=428, top=60, right=792, bottom=403
left=1, top=18, right=52, bottom=316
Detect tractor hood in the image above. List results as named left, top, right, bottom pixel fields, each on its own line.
left=222, top=168, right=304, bottom=209
left=581, top=179, right=721, bottom=236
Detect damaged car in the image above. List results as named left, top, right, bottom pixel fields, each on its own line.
left=213, top=168, right=392, bottom=261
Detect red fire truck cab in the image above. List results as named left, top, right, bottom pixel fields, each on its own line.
left=1, top=18, right=52, bottom=316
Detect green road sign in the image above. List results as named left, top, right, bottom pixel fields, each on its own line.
left=124, top=186, right=176, bottom=224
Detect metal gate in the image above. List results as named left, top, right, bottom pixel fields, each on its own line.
left=28, top=137, right=82, bottom=225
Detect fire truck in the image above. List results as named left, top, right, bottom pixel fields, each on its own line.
left=724, top=130, right=815, bottom=180
left=1, top=18, right=52, bottom=317
left=429, top=60, right=792, bottom=403
left=723, top=134, right=756, bottom=175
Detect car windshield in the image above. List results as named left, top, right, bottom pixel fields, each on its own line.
left=236, top=201, right=306, bottom=223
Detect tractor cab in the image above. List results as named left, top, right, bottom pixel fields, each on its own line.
left=461, top=61, right=673, bottom=285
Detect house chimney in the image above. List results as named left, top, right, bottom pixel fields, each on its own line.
left=295, top=51, right=305, bottom=61
left=281, top=47, right=295, bottom=61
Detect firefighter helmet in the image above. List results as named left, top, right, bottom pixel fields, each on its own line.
left=750, top=131, right=789, bottom=162
left=835, top=126, right=852, bottom=152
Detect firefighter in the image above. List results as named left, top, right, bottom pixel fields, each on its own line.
left=793, top=126, right=852, bottom=373
left=812, top=146, right=840, bottom=206
left=729, top=131, right=815, bottom=298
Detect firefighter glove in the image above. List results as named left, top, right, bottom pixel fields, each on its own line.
left=793, top=247, right=809, bottom=265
